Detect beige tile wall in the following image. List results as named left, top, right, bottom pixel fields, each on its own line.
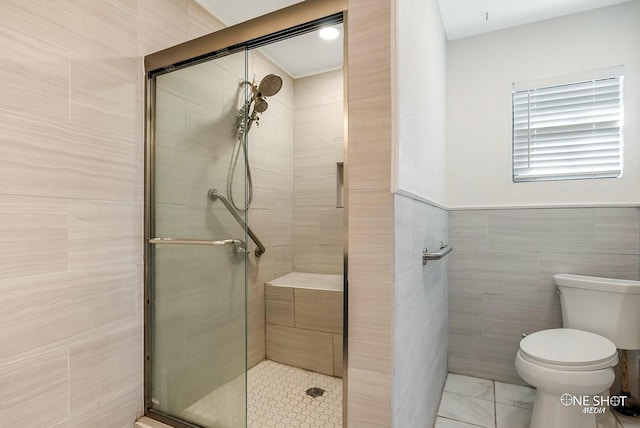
left=293, top=69, right=344, bottom=274
left=246, top=52, right=296, bottom=368
left=448, top=207, right=640, bottom=385
left=265, top=284, right=344, bottom=377
left=347, top=0, right=395, bottom=426
left=0, top=1, right=223, bottom=426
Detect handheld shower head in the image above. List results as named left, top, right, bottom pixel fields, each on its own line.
left=257, top=74, right=283, bottom=97
left=229, top=73, right=283, bottom=212
left=253, top=97, right=268, bottom=113
left=235, top=73, right=282, bottom=138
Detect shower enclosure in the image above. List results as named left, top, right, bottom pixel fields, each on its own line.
left=144, top=2, right=346, bottom=427
left=147, top=49, right=250, bottom=428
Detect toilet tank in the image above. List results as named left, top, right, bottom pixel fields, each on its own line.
left=554, top=274, right=640, bottom=350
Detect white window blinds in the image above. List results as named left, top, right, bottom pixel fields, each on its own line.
left=512, top=76, right=623, bottom=182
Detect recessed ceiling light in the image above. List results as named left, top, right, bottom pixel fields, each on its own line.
left=319, top=27, right=339, bottom=40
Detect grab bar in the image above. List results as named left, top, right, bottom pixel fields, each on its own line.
left=422, top=242, right=453, bottom=265
left=207, top=188, right=266, bottom=257
left=149, top=238, right=242, bottom=246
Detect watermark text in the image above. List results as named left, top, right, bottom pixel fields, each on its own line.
left=560, top=393, right=627, bottom=414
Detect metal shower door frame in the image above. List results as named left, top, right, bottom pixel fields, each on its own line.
left=143, top=1, right=348, bottom=427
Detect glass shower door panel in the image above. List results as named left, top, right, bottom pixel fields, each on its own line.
left=150, top=244, right=246, bottom=427
left=151, top=49, right=248, bottom=428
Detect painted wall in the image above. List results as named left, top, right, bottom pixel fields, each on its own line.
left=0, top=0, right=222, bottom=426
left=448, top=207, right=640, bottom=384
left=446, top=1, right=640, bottom=208
left=293, top=69, right=344, bottom=274
left=395, top=0, right=447, bottom=206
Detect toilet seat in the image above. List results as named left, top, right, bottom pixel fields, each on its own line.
left=520, top=328, right=618, bottom=371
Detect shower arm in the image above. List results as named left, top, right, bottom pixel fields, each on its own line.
left=208, top=188, right=266, bottom=257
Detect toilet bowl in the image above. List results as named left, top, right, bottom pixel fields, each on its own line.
left=516, top=328, right=618, bottom=428
left=514, top=274, right=640, bottom=428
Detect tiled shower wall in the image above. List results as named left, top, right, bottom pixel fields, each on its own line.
left=155, top=48, right=295, bottom=398
left=346, top=0, right=396, bottom=424
left=0, top=0, right=222, bottom=426
left=293, top=69, right=344, bottom=274
left=244, top=54, right=296, bottom=368
left=448, top=207, right=640, bottom=386
left=154, top=32, right=347, bottom=409
left=153, top=49, right=295, bottom=412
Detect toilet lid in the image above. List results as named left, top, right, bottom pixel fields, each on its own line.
left=520, top=329, right=617, bottom=368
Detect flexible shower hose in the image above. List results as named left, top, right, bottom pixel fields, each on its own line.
left=227, top=132, right=253, bottom=212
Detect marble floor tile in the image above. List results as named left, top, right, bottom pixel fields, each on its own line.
left=614, top=412, right=640, bottom=428
left=438, top=373, right=638, bottom=428
left=598, top=410, right=623, bottom=428
left=435, top=416, right=486, bottom=427
left=444, top=373, right=494, bottom=401
left=438, top=391, right=496, bottom=428
left=495, top=381, right=535, bottom=409
left=496, top=403, right=531, bottom=428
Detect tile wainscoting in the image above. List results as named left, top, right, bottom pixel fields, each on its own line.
left=393, top=195, right=449, bottom=427
left=448, top=207, right=640, bottom=387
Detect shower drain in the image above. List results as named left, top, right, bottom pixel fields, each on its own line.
left=306, top=387, right=325, bottom=398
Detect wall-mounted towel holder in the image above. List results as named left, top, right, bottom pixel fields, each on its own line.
left=422, top=242, right=453, bottom=266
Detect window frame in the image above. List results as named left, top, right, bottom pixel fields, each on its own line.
left=511, top=73, right=624, bottom=183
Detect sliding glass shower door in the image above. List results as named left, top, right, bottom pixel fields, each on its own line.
left=147, top=49, right=249, bottom=428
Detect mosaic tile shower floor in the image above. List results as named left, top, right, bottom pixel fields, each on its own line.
left=185, top=359, right=342, bottom=428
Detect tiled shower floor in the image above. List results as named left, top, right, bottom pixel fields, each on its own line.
left=247, top=360, right=342, bottom=428
left=186, top=360, right=342, bottom=428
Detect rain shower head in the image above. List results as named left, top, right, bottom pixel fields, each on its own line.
left=252, top=74, right=281, bottom=113
left=257, top=74, right=283, bottom=97
left=235, top=73, right=283, bottom=139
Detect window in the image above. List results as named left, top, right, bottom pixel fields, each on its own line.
left=512, top=75, right=623, bottom=182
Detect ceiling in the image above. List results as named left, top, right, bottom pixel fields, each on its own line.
left=195, top=0, right=303, bottom=26
left=195, top=0, right=340, bottom=78
left=195, top=0, right=631, bottom=76
left=439, top=0, right=632, bottom=40
left=257, top=23, right=344, bottom=79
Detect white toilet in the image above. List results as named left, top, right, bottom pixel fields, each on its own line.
left=515, top=274, right=640, bottom=428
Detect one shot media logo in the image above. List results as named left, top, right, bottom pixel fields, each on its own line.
left=560, top=393, right=627, bottom=414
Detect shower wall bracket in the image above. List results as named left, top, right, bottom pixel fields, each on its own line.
left=208, top=188, right=266, bottom=257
